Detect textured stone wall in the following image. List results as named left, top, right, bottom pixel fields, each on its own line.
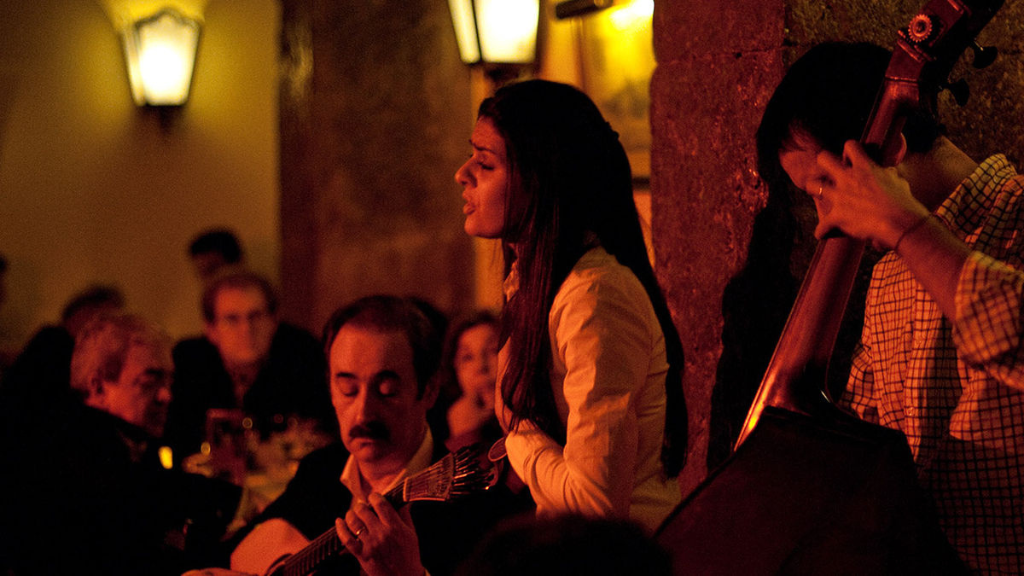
left=652, top=0, right=785, bottom=495
left=652, top=0, right=1024, bottom=496
left=279, top=0, right=474, bottom=331
left=275, top=0, right=1024, bottom=498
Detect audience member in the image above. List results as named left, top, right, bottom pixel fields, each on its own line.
left=221, top=295, right=532, bottom=576
left=189, top=228, right=245, bottom=284
left=431, top=310, right=504, bottom=451
left=0, top=313, right=239, bottom=575
left=1, top=284, right=125, bottom=408
left=164, top=268, right=334, bottom=465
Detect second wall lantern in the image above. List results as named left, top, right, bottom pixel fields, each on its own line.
left=122, top=8, right=202, bottom=106
left=448, top=0, right=540, bottom=66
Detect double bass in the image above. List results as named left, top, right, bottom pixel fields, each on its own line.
left=655, top=0, right=1002, bottom=573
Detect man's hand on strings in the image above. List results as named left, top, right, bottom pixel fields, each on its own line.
left=335, top=493, right=424, bottom=576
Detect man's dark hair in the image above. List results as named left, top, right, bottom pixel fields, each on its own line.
left=201, top=268, right=279, bottom=323
left=756, top=41, right=945, bottom=195
left=61, top=285, right=126, bottom=325
left=322, top=295, right=443, bottom=397
left=188, top=228, right=243, bottom=263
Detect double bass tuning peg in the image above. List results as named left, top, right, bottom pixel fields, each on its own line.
left=943, top=42, right=997, bottom=107
left=970, top=41, right=998, bottom=69
left=942, top=78, right=970, bottom=106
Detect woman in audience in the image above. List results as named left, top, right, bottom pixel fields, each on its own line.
left=454, top=79, right=687, bottom=533
left=437, top=311, right=503, bottom=451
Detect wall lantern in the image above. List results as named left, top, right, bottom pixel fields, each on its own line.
left=448, top=0, right=540, bottom=75
left=121, top=8, right=201, bottom=106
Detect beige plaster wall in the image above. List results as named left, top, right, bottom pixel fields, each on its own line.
left=0, top=0, right=281, bottom=348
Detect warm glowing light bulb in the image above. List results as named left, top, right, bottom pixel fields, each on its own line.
left=476, top=0, right=539, bottom=64
left=139, top=41, right=191, bottom=102
left=123, top=9, right=201, bottom=106
left=609, top=0, right=654, bottom=31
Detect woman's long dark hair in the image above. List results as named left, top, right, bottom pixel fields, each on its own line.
left=480, top=80, right=687, bottom=476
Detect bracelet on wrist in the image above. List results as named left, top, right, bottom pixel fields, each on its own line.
left=893, top=213, right=933, bottom=253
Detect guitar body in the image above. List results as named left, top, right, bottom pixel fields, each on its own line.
left=656, top=408, right=965, bottom=575
left=231, top=518, right=310, bottom=575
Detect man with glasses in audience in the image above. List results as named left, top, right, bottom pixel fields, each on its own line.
left=164, top=268, right=334, bottom=470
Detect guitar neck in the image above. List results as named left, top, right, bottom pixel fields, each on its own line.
left=272, top=482, right=406, bottom=576
left=271, top=448, right=489, bottom=576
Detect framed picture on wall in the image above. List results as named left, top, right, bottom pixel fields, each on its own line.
left=576, top=0, right=655, bottom=183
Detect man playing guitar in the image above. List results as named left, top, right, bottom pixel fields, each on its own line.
left=189, top=295, right=532, bottom=576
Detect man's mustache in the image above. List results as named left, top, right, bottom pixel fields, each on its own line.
left=349, top=421, right=390, bottom=441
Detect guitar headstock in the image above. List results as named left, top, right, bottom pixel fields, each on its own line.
left=396, top=443, right=495, bottom=504
left=450, top=443, right=499, bottom=496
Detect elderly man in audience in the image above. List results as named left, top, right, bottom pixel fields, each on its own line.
left=0, top=313, right=239, bottom=576
left=199, top=295, right=532, bottom=576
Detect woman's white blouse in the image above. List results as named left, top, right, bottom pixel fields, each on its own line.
left=502, top=247, right=682, bottom=533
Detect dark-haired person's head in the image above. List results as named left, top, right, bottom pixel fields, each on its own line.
left=472, top=79, right=636, bottom=257
left=202, top=268, right=279, bottom=369
left=322, top=295, right=442, bottom=468
left=756, top=41, right=944, bottom=196
left=61, top=285, right=127, bottom=339
left=323, top=296, right=442, bottom=396
left=189, top=228, right=244, bottom=282
left=442, top=310, right=500, bottom=406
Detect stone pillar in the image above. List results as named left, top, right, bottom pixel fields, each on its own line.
left=651, top=0, right=784, bottom=495
left=279, top=0, right=474, bottom=331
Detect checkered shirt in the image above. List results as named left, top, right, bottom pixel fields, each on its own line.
left=842, top=155, right=1024, bottom=573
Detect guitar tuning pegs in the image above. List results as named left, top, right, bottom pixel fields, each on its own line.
left=970, top=41, right=998, bottom=69
left=942, top=78, right=970, bottom=106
